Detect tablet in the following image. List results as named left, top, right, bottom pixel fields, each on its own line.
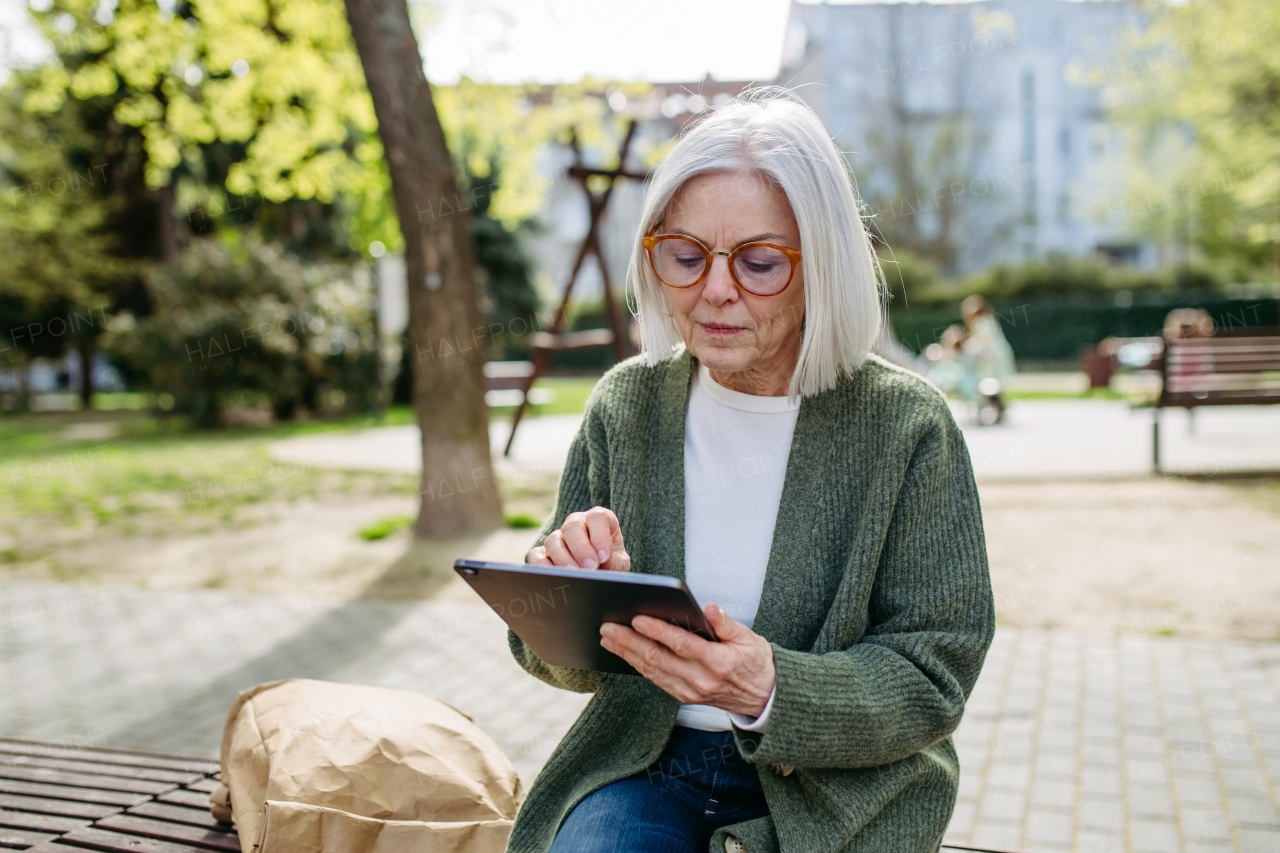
left=454, top=559, right=717, bottom=675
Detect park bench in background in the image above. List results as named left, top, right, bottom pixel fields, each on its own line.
left=1154, top=327, right=1280, bottom=469
left=0, top=737, right=1028, bottom=853
left=483, top=360, right=558, bottom=409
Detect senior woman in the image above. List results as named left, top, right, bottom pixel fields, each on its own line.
left=508, top=89, right=995, bottom=853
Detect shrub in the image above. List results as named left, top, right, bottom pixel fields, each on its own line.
left=104, top=238, right=377, bottom=426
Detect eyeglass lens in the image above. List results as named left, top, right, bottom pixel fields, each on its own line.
left=652, top=237, right=792, bottom=295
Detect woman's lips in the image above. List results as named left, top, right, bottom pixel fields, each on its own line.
left=700, top=322, right=744, bottom=337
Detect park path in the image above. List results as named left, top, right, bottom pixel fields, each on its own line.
left=4, top=579, right=1279, bottom=852
left=271, top=400, right=1280, bottom=481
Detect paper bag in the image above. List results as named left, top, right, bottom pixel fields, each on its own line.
left=218, top=679, right=522, bottom=853
left=256, top=801, right=516, bottom=853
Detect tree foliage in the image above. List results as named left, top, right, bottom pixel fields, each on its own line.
left=102, top=236, right=376, bottom=426
left=2, top=0, right=650, bottom=416
left=1088, top=0, right=1280, bottom=273
left=17, top=0, right=648, bottom=254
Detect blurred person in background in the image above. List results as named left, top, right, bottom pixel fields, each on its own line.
left=1163, top=308, right=1215, bottom=341
left=959, top=296, right=1016, bottom=425
left=510, top=89, right=995, bottom=853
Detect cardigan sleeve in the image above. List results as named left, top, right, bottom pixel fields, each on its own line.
left=507, top=405, right=610, bottom=695
left=734, top=405, right=995, bottom=770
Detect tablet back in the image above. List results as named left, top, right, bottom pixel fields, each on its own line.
left=454, top=560, right=715, bottom=675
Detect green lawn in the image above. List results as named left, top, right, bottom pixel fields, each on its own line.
left=1004, top=387, right=1127, bottom=401
left=0, top=376, right=601, bottom=537
left=0, top=409, right=421, bottom=535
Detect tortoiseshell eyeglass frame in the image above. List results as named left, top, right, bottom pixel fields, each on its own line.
left=641, top=233, right=803, bottom=297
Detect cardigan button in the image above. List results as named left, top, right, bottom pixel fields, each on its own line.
left=768, top=763, right=794, bottom=777
left=724, top=835, right=747, bottom=853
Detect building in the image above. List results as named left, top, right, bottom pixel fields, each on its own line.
left=779, top=0, right=1150, bottom=274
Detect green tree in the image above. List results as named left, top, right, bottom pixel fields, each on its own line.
left=19, top=0, right=390, bottom=257
left=18, top=1, right=643, bottom=259
left=102, top=237, right=375, bottom=427
left=1086, top=0, right=1280, bottom=278
left=0, top=77, right=129, bottom=408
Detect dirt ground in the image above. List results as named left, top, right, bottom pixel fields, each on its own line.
left=980, top=477, right=1280, bottom=639
left=5, top=476, right=1278, bottom=640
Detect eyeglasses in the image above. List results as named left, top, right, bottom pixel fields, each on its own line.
left=642, top=234, right=802, bottom=297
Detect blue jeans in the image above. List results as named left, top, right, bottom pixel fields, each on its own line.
left=548, top=726, right=770, bottom=853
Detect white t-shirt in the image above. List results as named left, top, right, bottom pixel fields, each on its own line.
left=674, top=361, right=800, bottom=732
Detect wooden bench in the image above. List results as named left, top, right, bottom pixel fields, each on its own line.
left=0, top=738, right=1025, bottom=852
left=1154, top=329, right=1280, bottom=469
left=483, top=361, right=556, bottom=409
left=0, top=738, right=235, bottom=852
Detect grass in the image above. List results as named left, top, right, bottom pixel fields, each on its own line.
left=357, top=515, right=414, bottom=541
left=0, top=388, right=578, bottom=546
left=0, top=408, right=420, bottom=535
left=1004, top=387, right=1128, bottom=401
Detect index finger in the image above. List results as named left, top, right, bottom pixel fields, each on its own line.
left=584, top=509, right=615, bottom=567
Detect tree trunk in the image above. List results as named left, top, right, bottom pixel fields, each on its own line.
left=157, top=183, right=179, bottom=264
left=77, top=334, right=95, bottom=410
left=343, top=0, right=502, bottom=537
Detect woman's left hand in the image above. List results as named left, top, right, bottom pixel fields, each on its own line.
left=600, top=603, right=776, bottom=718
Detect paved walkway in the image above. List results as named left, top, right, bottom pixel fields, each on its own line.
left=3, top=580, right=1278, bottom=852
left=270, top=401, right=1280, bottom=482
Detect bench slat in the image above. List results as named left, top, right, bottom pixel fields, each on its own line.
left=44, top=827, right=212, bottom=853
left=0, top=797, right=116, bottom=822
left=0, top=782, right=146, bottom=809
left=2, top=759, right=201, bottom=788
left=1170, top=342, right=1280, bottom=352
left=1169, top=359, right=1280, bottom=373
left=0, top=769, right=174, bottom=798
left=528, top=329, right=614, bottom=351
left=1170, top=335, right=1280, bottom=345
left=153, top=792, right=208, bottom=809
left=95, top=816, right=238, bottom=852
left=0, top=824, right=61, bottom=848
left=1170, top=351, right=1280, bottom=363
left=125, top=803, right=228, bottom=831
left=178, top=781, right=218, bottom=796
left=0, top=745, right=217, bottom=778
left=0, top=811, right=91, bottom=835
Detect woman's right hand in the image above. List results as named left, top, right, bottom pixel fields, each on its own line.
left=527, top=506, right=631, bottom=572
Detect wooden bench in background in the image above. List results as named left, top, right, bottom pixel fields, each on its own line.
left=483, top=360, right=557, bottom=409
left=0, top=737, right=1027, bottom=853
left=1154, top=329, right=1280, bottom=469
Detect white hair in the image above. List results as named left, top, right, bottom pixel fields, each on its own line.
left=627, top=87, right=883, bottom=400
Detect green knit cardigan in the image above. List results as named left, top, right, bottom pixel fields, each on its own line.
left=507, top=346, right=995, bottom=853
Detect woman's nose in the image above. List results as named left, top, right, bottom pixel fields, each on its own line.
left=701, top=256, right=738, bottom=304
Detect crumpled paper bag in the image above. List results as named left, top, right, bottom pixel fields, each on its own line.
left=255, top=801, right=516, bottom=853
left=217, top=679, right=522, bottom=853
